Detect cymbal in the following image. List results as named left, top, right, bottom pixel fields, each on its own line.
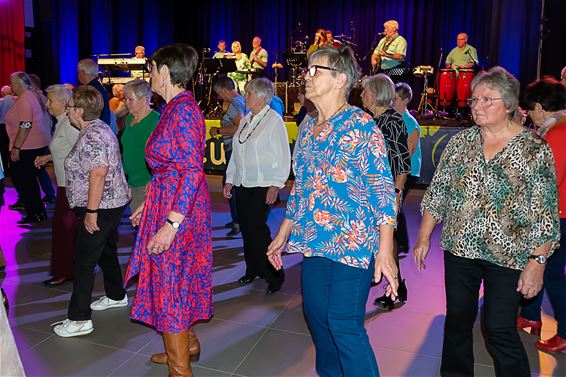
left=335, top=34, right=351, bottom=39
left=342, top=40, right=358, bottom=48
left=272, top=63, right=283, bottom=69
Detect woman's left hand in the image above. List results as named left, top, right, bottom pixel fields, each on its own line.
left=517, top=262, right=545, bottom=299
left=265, top=186, right=280, bottom=205
left=147, top=224, right=177, bottom=255
left=84, top=213, right=100, bottom=234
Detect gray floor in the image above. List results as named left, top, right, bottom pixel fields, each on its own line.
left=1, top=175, right=565, bottom=376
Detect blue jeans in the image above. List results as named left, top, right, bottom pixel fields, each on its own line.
left=520, top=218, right=566, bottom=339
left=302, top=256, right=379, bottom=377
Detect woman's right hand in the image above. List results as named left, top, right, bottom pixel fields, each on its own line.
left=413, top=237, right=431, bottom=271
left=129, top=202, right=145, bottom=227
left=34, top=155, right=50, bottom=168
left=267, top=219, right=293, bottom=270
left=223, top=183, right=234, bottom=199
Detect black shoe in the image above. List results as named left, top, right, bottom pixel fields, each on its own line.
left=266, top=283, right=282, bottom=294
left=8, top=201, right=24, bottom=211
left=374, top=279, right=407, bottom=310
left=17, top=212, right=47, bottom=224
left=43, top=277, right=70, bottom=287
left=226, top=224, right=240, bottom=237
left=397, top=245, right=410, bottom=254
left=224, top=220, right=235, bottom=228
left=238, top=275, right=255, bottom=284
left=42, top=196, right=56, bottom=204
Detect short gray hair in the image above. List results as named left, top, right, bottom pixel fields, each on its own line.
left=471, top=66, right=520, bottom=120
left=45, top=84, right=72, bottom=103
left=362, top=74, right=395, bottom=107
left=10, top=71, right=32, bottom=89
left=78, top=59, right=99, bottom=77
left=245, top=78, right=274, bottom=104
left=124, top=79, right=152, bottom=100
left=310, top=45, right=361, bottom=97
left=384, top=20, right=399, bottom=30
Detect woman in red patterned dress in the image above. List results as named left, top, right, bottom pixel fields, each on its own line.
left=125, top=44, right=212, bottom=377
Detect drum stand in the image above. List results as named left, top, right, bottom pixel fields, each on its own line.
left=417, top=72, right=437, bottom=118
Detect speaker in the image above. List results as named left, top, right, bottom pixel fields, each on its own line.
left=275, top=82, right=301, bottom=115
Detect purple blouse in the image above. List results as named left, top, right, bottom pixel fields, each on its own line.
left=64, top=119, right=131, bottom=209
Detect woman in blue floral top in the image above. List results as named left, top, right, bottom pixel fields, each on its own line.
left=414, top=67, right=560, bottom=377
left=267, top=46, right=398, bottom=377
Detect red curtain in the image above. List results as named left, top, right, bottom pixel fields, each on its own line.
left=0, top=0, right=25, bottom=86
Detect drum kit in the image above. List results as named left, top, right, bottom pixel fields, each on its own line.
left=413, top=65, right=476, bottom=119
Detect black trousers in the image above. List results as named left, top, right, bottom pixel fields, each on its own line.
left=394, top=176, right=416, bottom=250
left=68, top=205, right=126, bottom=320
left=235, top=186, right=284, bottom=287
left=441, top=252, right=530, bottom=377
left=0, top=124, right=9, bottom=176
left=10, top=147, right=49, bottom=217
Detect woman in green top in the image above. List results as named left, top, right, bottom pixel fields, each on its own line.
left=414, top=67, right=560, bottom=377
left=227, top=41, right=251, bottom=95
left=121, top=79, right=159, bottom=212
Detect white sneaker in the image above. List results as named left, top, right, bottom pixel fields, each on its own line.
left=52, top=319, right=93, bottom=337
left=90, top=294, right=128, bottom=311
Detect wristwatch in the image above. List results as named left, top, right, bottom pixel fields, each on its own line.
left=166, top=219, right=180, bottom=229
left=528, top=254, right=547, bottom=265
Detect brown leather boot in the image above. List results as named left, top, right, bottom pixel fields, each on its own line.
left=151, top=328, right=200, bottom=364
left=163, top=331, right=193, bottom=377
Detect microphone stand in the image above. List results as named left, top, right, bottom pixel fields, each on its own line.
left=435, top=48, right=444, bottom=117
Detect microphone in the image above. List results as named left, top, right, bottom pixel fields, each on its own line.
left=377, top=31, right=387, bottom=36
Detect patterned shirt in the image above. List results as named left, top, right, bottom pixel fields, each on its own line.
left=421, top=126, right=560, bottom=270
left=374, top=108, right=411, bottom=180
left=286, top=106, right=397, bottom=269
left=65, top=119, right=131, bottom=209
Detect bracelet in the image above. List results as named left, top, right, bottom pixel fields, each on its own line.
left=85, top=208, right=98, bottom=214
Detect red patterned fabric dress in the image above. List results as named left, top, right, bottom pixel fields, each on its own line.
left=125, top=91, right=213, bottom=333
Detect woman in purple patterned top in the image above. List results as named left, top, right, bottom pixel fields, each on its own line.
left=52, top=85, right=131, bottom=338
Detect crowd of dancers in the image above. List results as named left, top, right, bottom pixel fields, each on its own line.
left=1, top=31, right=566, bottom=377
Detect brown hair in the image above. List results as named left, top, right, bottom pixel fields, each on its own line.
left=73, top=85, right=103, bottom=121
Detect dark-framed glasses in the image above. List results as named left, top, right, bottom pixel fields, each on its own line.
left=146, top=61, right=156, bottom=72
left=308, top=65, right=339, bottom=77
left=466, top=97, right=504, bottom=108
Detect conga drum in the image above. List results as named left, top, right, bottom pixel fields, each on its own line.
left=456, top=69, right=475, bottom=108
left=438, top=69, right=456, bottom=107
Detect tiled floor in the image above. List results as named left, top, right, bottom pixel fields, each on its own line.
left=1, top=175, right=565, bottom=377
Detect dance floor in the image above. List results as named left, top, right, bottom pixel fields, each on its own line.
left=1, top=175, right=565, bottom=376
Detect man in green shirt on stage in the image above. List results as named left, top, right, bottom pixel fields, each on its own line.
left=445, top=33, right=478, bottom=71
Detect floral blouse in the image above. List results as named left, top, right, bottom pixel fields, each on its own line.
left=422, top=126, right=560, bottom=270
left=65, top=119, right=131, bottom=209
left=285, top=105, right=397, bottom=269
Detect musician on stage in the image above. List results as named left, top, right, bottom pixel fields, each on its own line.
left=249, top=36, right=268, bottom=72
left=134, top=46, right=145, bottom=59
left=325, top=30, right=342, bottom=48
left=445, top=33, right=478, bottom=71
left=213, top=40, right=228, bottom=59
left=307, top=28, right=328, bottom=57
left=227, top=41, right=251, bottom=94
left=371, top=20, right=407, bottom=73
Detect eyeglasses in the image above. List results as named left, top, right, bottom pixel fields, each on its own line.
left=466, top=97, right=504, bottom=108
left=307, top=65, right=339, bottom=77
left=65, top=105, right=79, bottom=110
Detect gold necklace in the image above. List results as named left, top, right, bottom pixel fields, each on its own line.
left=315, top=102, right=348, bottom=128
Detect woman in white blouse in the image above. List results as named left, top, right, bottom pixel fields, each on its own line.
left=35, top=84, right=80, bottom=286
left=223, top=77, right=291, bottom=294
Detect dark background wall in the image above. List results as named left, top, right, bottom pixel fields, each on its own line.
left=24, top=0, right=566, bottom=90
